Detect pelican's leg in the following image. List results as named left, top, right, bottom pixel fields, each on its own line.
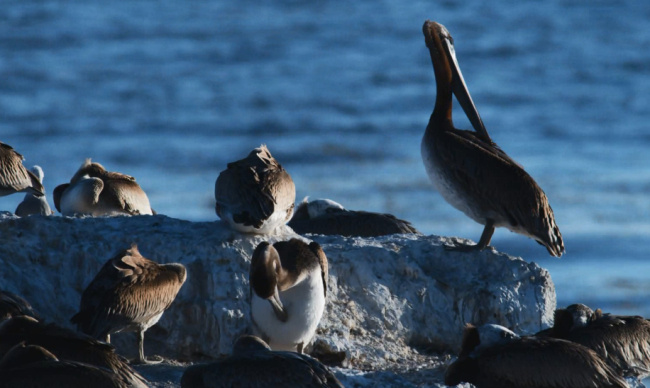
left=105, top=334, right=111, bottom=344
left=297, top=342, right=304, bottom=354
left=476, top=219, right=495, bottom=249
left=445, top=219, right=495, bottom=252
left=133, top=330, right=162, bottom=365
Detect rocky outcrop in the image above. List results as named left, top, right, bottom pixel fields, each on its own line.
left=0, top=213, right=555, bottom=385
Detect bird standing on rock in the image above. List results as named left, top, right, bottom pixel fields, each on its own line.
left=71, top=244, right=186, bottom=364
left=215, top=145, right=295, bottom=234
left=421, top=20, right=564, bottom=256
left=249, top=239, right=328, bottom=354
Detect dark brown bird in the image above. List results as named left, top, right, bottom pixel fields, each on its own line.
left=0, top=342, right=132, bottom=388
left=250, top=239, right=327, bottom=353
left=215, top=145, right=295, bottom=234
left=0, top=142, right=44, bottom=198
left=0, top=316, right=148, bottom=387
left=53, top=159, right=154, bottom=216
left=288, top=197, right=419, bottom=237
left=539, top=303, right=650, bottom=379
left=70, top=244, right=186, bottom=364
left=0, top=290, right=39, bottom=322
left=421, top=20, right=564, bottom=256
left=445, top=324, right=628, bottom=388
left=180, top=335, right=344, bottom=388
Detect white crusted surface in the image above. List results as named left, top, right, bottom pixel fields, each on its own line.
left=0, top=213, right=555, bottom=387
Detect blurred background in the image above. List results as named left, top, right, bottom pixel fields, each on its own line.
left=1, top=1, right=649, bottom=317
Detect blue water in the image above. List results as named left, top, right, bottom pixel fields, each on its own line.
left=1, top=1, right=650, bottom=318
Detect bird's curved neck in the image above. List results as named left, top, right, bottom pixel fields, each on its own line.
left=426, top=44, right=454, bottom=135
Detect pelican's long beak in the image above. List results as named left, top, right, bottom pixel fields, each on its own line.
left=268, top=287, right=288, bottom=322
left=442, top=37, right=491, bottom=142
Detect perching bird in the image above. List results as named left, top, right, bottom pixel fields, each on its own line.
left=445, top=323, right=628, bottom=388
left=0, top=290, right=39, bottom=322
left=215, top=145, right=295, bottom=234
left=70, top=244, right=186, bottom=364
left=53, top=159, right=154, bottom=216
left=289, top=197, right=419, bottom=237
left=250, top=239, right=327, bottom=353
left=15, top=166, right=54, bottom=217
left=539, top=303, right=650, bottom=379
left=0, top=343, right=132, bottom=388
left=180, top=335, right=344, bottom=388
left=0, top=316, right=148, bottom=387
left=421, top=20, right=564, bottom=256
left=0, top=142, right=44, bottom=198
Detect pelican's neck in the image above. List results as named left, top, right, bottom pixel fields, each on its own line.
left=426, top=42, right=454, bottom=136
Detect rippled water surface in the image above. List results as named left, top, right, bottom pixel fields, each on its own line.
left=2, top=1, right=650, bottom=317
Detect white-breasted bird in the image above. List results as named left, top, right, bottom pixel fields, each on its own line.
left=249, top=239, right=327, bottom=353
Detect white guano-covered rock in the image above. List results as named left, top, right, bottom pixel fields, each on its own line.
left=0, top=213, right=555, bottom=386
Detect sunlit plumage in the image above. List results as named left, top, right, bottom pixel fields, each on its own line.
left=215, top=145, right=295, bottom=234
left=250, top=239, right=327, bottom=353
left=53, top=159, right=154, bottom=216
left=0, top=142, right=44, bottom=198
left=70, top=244, right=186, bottom=364
left=421, top=20, right=564, bottom=256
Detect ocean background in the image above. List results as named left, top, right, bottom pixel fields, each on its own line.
left=1, top=1, right=649, bottom=321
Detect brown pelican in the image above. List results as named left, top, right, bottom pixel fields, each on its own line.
left=53, top=159, right=154, bottom=216
left=288, top=197, right=419, bottom=237
left=0, top=290, right=38, bottom=321
left=0, top=342, right=132, bottom=388
left=15, top=166, right=54, bottom=217
left=445, top=324, right=628, bottom=388
left=539, top=303, right=650, bottom=379
left=70, top=244, right=186, bottom=364
left=215, top=145, right=295, bottom=234
left=0, top=142, right=44, bottom=198
left=250, top=239, right=327, bottom=353
left=0, top=316, right=148, bottom=387
left=421, top=20, right=564, bottom=256
left=180, top=335, right=344, bottom=388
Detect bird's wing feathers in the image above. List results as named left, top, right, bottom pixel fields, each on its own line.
left=476, top=338, right=626, bottom=388
left=0, top=143, right=44, bottom=195
left=437, top=129, right=562, bottom=254
left=308, top=242, right=328, bottom=298
left=75, top=252, right=182, bottom=337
